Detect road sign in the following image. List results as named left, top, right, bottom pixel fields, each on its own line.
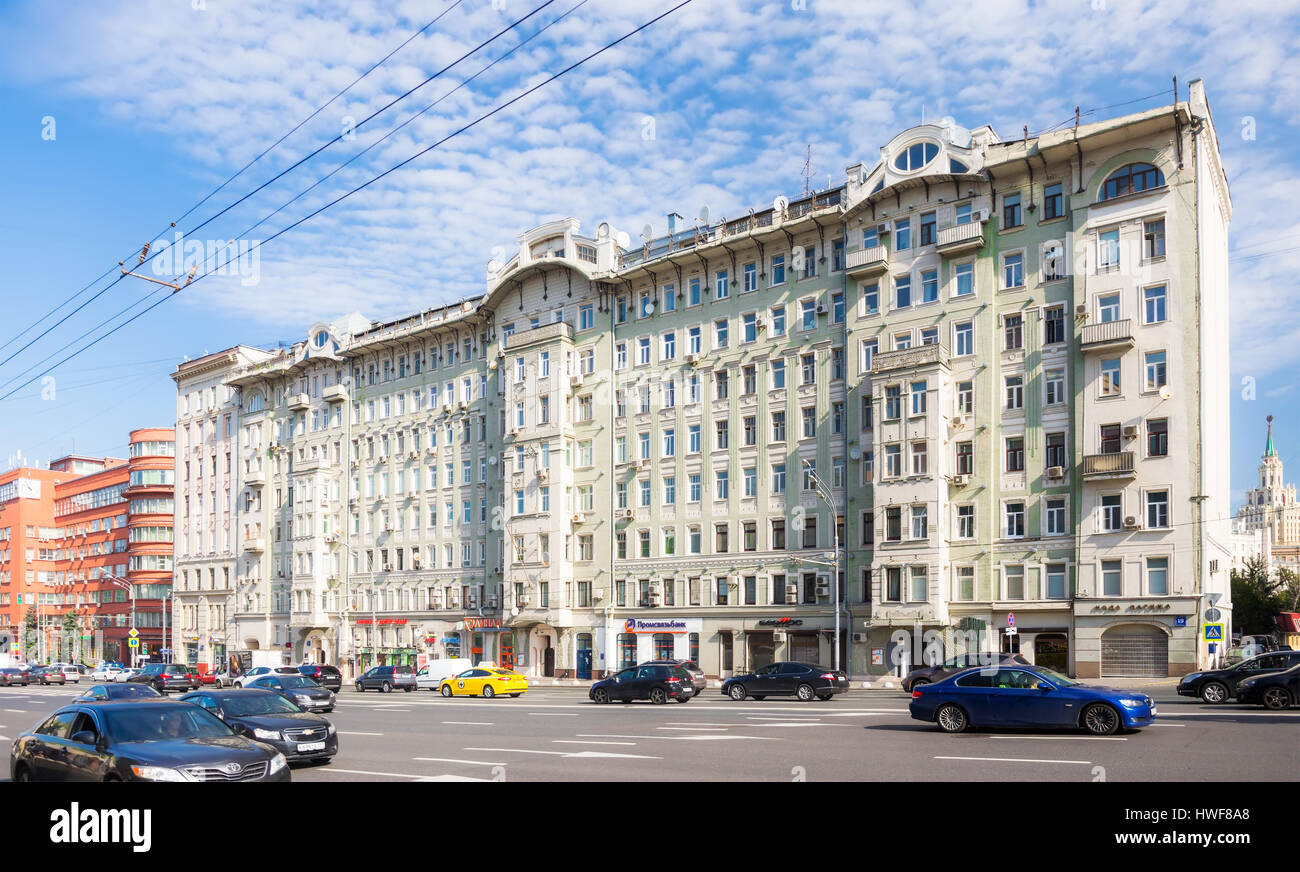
left=1175, top=617, right=1188, bottom=627
left=1004, top=627, right=1018, bottom=636
left=1208, top=593, right=1223, bottom=606
left=128, top=628, right=139, bottom=639
left=1203, top=623, right=1224, bottom=642
left=127, top=637, right=140, bottom=648
left=1205, top=608, right=1222, bottom=622
left=1007, top=612, right=1015, bottom=628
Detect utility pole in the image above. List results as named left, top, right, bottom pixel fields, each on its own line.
left=801, top=144, right=812, bottom=197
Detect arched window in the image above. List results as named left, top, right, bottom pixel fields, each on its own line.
left=1100, top=162, right=1165, bottom=200
left=247, top=391, right=264, bottom=412
left=871, top=178, right=885, bottom=194
left=949, top=157, right=969, bottom=174
left=893, top=141, right=939, bottom=172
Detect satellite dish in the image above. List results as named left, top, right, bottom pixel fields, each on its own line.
left=488, top=359, right=498, bottom=371
left=641, top=223, right=654, bottom=241
left=641, top=297, right=654, bottom=317
left=849, top=448, right=862, bottom=461
left=773, top=195, right=789, bottom=214
left=596, top=222, right=610, bottom=239
left=487, top=259, right=501, bottom=276
left=488, top=456, right=497, bottom=465
left=510, top=607, right=519, bottom=617
left=615, top=230, right=631, bottom=249
left=1159, top=385, right=1172, bottom=400
left=698, top=205, right=710, bottom=225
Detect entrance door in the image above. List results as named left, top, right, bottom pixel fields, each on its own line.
left=1034, top=634, right=1068, bottom=672
left=500, top=640, right=515, bottom=671
left=1101, top=625, right=1169, bottom=678
left=576, top=634, right=593, bottom=680
left=790, top=633, right=819, bottom=664
left=543, top=642, right=555, bottom=678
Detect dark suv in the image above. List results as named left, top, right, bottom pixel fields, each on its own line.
left=902, top=653, right=1030, bottom=692
left=355, top=665, right=416, bottom=693
left=298, top=664, right=342, bottom=693
left=640, top=660, right=706, bottom=696
left=1177, top=649, right=1300, bottom=703
left=590, top=664, right=695, bottom=704
left=129, top=663, right=199, bottom=693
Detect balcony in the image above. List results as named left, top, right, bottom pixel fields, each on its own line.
left=322, top=384, right=347, bottom=403
left=504, top=321, right=573, bottom=350
left=244, top=468, right=265, bottom=487
left=845, top=246, right=888, bottom=277
left=242, top=536, right=265, bottom=552
left=936, top=220, right=986, bottom=254
left=1082, top=452, right=1136, bottom=480
left=296, top=455, right=331, bottom=473
left=872, top=343, right=948, bottom=375
left=288, top=393, right=310, bottom=411
left=1080, top=319, right=1135, bottom=353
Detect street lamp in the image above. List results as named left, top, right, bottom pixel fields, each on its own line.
left=107, top=577, right=137, bottom=666
left=800, top=459, right=843, bottom=672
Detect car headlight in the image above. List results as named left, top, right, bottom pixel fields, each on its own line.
left=1181, top=673, right=1202, bottom=683
left=1118, top=698, right=1147, bottom=708
left=268, top=753, right=287, bottom=775
left=294, top=693, right=314, bottom=703
left=327, top=723, right=336, bottom=736
left=131, top=765, right=191, bottom=782
left=253, top=728, right=281, bottom=741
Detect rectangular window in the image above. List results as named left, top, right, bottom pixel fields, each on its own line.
left=957, top=381, right=973, bottom=414
left=1046, top=431, right=1067, bottom=469
left=1144, top=284, right=1167, bottom=324
left=689, top=278, right=701, bottom=306
left=862, top=282, right=879, bottom=315
left=801, top=407, right=816, bottom=438
left=1045, top=369, right=1065, bottom=406
left=715, top=270, right=730, bottom=300
left=910, top=505, right=928, bottom=540
left=771, top=412, right=786, bottom=443
left=1144, top=350, right=1167, bottom=391
left=1003, top=253, right=1024, bottom=288
left=1147, top=557, right=1169, bottom=595
left=895, top=275, right=912, bottom=308
left=715, top=319, right=729, bottom=349
left=1044, top=182, right=1063, bottom=220
left=1044, top=305, right=1066, bottom=344
left=956, top=442, right=973, bottom=476
left=1102, top=560, right=1122, bottom=596
left=743, top=261, right=758, bottom=293
left=894, top=219, right=910, bottom=251
left=954, top=321, right=974, bottom=357
left=1146, top=489, right=1170, bottom=528
left=801, top=299, right=817, bottom=331
left=1047, top=564, right=1067, bottom=599
left=920, top=211, right=937, bottom=246
left=1046, top=497, right=1067, bottom=536
left=1101, top=359, right=1122, bottom=396
left=802, top=245, right=816, bottom=278
left=1005, top=375, right=1024, bottom=410
left=910, top=380, right=927, bottom=416
left=1101, top=493, right=1123, bottom=531
left=1004, top=565, right=1025, bottom=600
left=771, top=254, right=786, bottom=285
left=1098, top=228, right=1120, bottom=269
left=954, top=261, right=974, bottom=297
left=1006, top=437, right=1025, bottom=472
left=1148, top=418, right=1169, bottom=457
left=910, top=566, right=928, bottom=602
left=1144, top=219, right=1165, bottom=260
left=957, top=504, right=975, bottom=539
left=1003, top=192, right=1022, bottom=228
left=956, top=566, right=975, bottom=601
left=1005, top=502, right=1026, bottom=538
left=885, top=507, right=902, bottom=543
left=921, top=269, right=938, bottom=303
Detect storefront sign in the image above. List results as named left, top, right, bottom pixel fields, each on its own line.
left=355, top=619, right=408, bottom=626
left=870, top=647, right=884, bottom=666
left=464, top=618, right=502, bottom=630
left=756, top=617, right=804, bottom=627
left=624, top=618, right=687, bottom=633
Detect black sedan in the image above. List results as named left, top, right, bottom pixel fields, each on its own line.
left=9, top=699, right=290, bottom=782
left=722, top=662, right=849, bottom=702
left=77, top=682, right=163, bottom=701
left=297, top=664, right=342, bottom=693
left=0, top=668, right=30, bottom=687
left=1235, top=662, right=1300, bottom=710
left=244, top=674, right=335, bottom=712
left=590, top=664, right=695, bottom=704
left=639, top=659, right=707, bottom=696
left=903, top=652, right=1030, bottom=692
left=1176, top=650, right=1300, bottom=703
left=180, top=689, right=337, bottom=764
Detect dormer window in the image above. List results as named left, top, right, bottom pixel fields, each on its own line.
left=893, top=141, right=939, bottom=172
left=1100, top=162, right=1165, bottom=200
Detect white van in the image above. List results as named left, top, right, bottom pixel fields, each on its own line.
left=416, top=658, right=474, bottom=691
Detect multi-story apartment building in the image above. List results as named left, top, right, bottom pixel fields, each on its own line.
left=1237, top=415, right=1300, bottom=547
left=175, top=79, right=1231, bottom=680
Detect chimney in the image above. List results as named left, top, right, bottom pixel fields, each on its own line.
left=666, top=212, right=683, bottom=236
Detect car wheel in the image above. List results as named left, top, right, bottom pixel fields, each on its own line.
left=403, top=686, right=413, bottom=693
left=234, top=682, right=243, bottom=689
left=441, top=684, right=453, bottom=697
left=355, top=682, right=364, bottom=693
left=592, top=687, right=609, bottom=704
left=510, top=693, right=522, bottom=698
left=752, top=695, right=765, bottom=701
left=936, top=704, right=968, bottom=733
left=910, top=678, right=930, bottom=691
left=1199, top=681, right=1229, bottom=704
left=1082, top=703, right=1121, bottom=735
left=817, top=694, right=834, bottom=701
left=727, top=683, right=747, bottom=701
left=1262, top=687, right=1293, bottom=710
left=381, top=682, right=392, bottom=693
left=649, top=687, right=668, bottom=705
left=796, top=683, right=816, bottom=702
left=482, top=685, right=496, bottom=699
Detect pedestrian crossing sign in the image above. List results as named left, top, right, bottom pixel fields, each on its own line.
left=1203, top=624, right=1224, bottom=641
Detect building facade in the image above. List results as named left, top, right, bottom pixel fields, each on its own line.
left=173, top=80, right=1232, bottom=679
left=1237, top=415, right=1300, bottom=548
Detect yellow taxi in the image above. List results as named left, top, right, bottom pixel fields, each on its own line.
left=439, top=667, right=529, bottom=698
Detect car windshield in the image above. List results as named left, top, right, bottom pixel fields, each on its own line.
left=104, top=706, right=232, bottom=742
left=1033, top=667, right=1079, bottom=687
left=222, top=694, right=302, bottom=716
left=109, top=685, right=161, bottom=698
left=277, top=676, right=319, bottom=689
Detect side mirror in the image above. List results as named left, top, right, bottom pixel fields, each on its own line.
left=1036, top=682, right=1053, bottom=691
left=70, top=731, right=97, bottom=746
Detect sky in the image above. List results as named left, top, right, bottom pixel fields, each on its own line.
left=0, top=0, right=1297, bottom=510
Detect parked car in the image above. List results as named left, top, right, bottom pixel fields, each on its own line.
left=416, top=658, right=474, bottom=691
left=438, top=668, right=529, bottom=699
left=722, top=662, right=850, bottom=702
left=1176, top=650, right=1300, bottom=703
left=1235, top=662, right=1300, bottom=710
left=77, top=683, right=163, bottom=701
left=297, top=664, right=342, bottom=693
left=30, top=666, right=66, bottom=686
left=113, top=668, right=142, bottom=683
left=91, top=665, right=126, bottom=682
left=354, top=665, right=417, bottom=693
left=590, top=664, right=693, bottom=704
left=128, top=663, right=200, bottom=693
left=56, top=665, right=81, bottom=684
left=1238, top=634, right=1283, bottom=654
left=639, top=659, right=707, bottom=696
left=244, top=674, right=336, bottom=712
left=233, top=666, right=300, bottom=688
left=902, top=652, right=1031, bottom=692
left=9, top=699, right=290, bottom=782
left=910, top=665, right=1156, bottom=735
left=180, top=689, right=337, bottom=765
left=0, top=667, right=31, bottom=687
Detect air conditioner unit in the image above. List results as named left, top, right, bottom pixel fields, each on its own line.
left=1046, top=465, right=1065, bottom=479
left=571, top=513, right=585, bottom=524
left=441, top=403, right=452, bottom=413
left=408, top=452, right=419, bottom=461
left=755, top=316, right=766, bottom=330
left=1123, top=516, right=1141, bottom=530
left=815, top=583, right=830, bottom=597
left=1123, top=425, right=1138, bottom=439
left=951, top=474, right=969, bottom=486
left=876, top=223, right=890, bottom=235
left=852, top=632, right=867, bottom=643
left=383, top=564, right=393, bottom=572
left=950, top=414, right=968, bottom=428
left=384, top=525, right=394, bottom=533
left=685, top=353, right=700, bottom=365
left=815, top=302, right=828, bottom=315
left=536, top=470, right=549, bottom=482
left=618, top=509, right=634, bottom=520
left=324, top=534, right=338, bottom=544
left=517, top=596, right=531, bottom=607
left=785, top=582, right=798, bottom=604
left=648, top=590, right=662, bottom=606
left=569, top=373, right=584, bottom=387
left=425, top=446, right=436, bottom=455
left=1075, top=303, right=1088, bottom=316
left=487, top=594, right=499, bottom=608
left=458, top=400, right=469, bottom=410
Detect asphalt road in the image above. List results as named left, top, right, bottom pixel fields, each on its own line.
left=4, top=681, right=1297, bottom=781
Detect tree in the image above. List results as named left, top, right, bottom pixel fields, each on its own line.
left=1230, top=557, right=1286, bottom=635
left=22, top=607, right=36, bottom=659
left=1278, top=567, right=1300, bottom=614
left=61, top=612, right=79, bottom=662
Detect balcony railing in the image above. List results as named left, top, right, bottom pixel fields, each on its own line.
left=1082, top=452, right=1136, bottom=479
left=872, top=343, right=948, bottom=374
left=503, top=320, right=574, bottom=350
left=322, top=384, right=347, bottom=403
left=845, top=246, right=888, bottom=276
left=936, top=220, right=986, bottom=253
left=287, top=393, right=310, bottom=410
left=1080, top=319, right=1135, bottom=351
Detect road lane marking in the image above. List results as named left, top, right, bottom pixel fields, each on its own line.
left=553, top=740, right=638, bottom=746
left=563, top=751, right=661, bottom=759
left=414, top=756, right=506, bottom=766
left=662, top=722, right=736, bottom=727
left=988, top=735, right=1126, bottom=741
left=443, top=721, right=494, bottom=726
left=656, top=726, right=728, bottom=731
left=5, top=709, right=27, bottom=713
left=466, top=747, right=568, bottom=755
left=935, top=756, right=1091, bottom=765
left=325, top=767, right=435, bottom=779
left=338, top=731, right=384, bottom=736
left=1149, top=723, right=1185, bottom=727
left=529, top=713, right=578, bottom=716
left=576, top=733, right=781, bottom=741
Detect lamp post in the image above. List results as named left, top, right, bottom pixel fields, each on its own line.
left=800, top=459, right=843, bottom=672
left=107, top=577, right=136, bottom=666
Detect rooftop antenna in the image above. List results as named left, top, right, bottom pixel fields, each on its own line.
left=802, top=144, right=812, bottom=198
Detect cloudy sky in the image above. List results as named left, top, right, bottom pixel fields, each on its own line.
left=0, top=0, right=1296, bottom=508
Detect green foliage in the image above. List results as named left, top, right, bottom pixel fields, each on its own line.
left=1230, top=557, right=1288, bottom=635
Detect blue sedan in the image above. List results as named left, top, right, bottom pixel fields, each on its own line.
left=909, top=664, right=1156, bottom=735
